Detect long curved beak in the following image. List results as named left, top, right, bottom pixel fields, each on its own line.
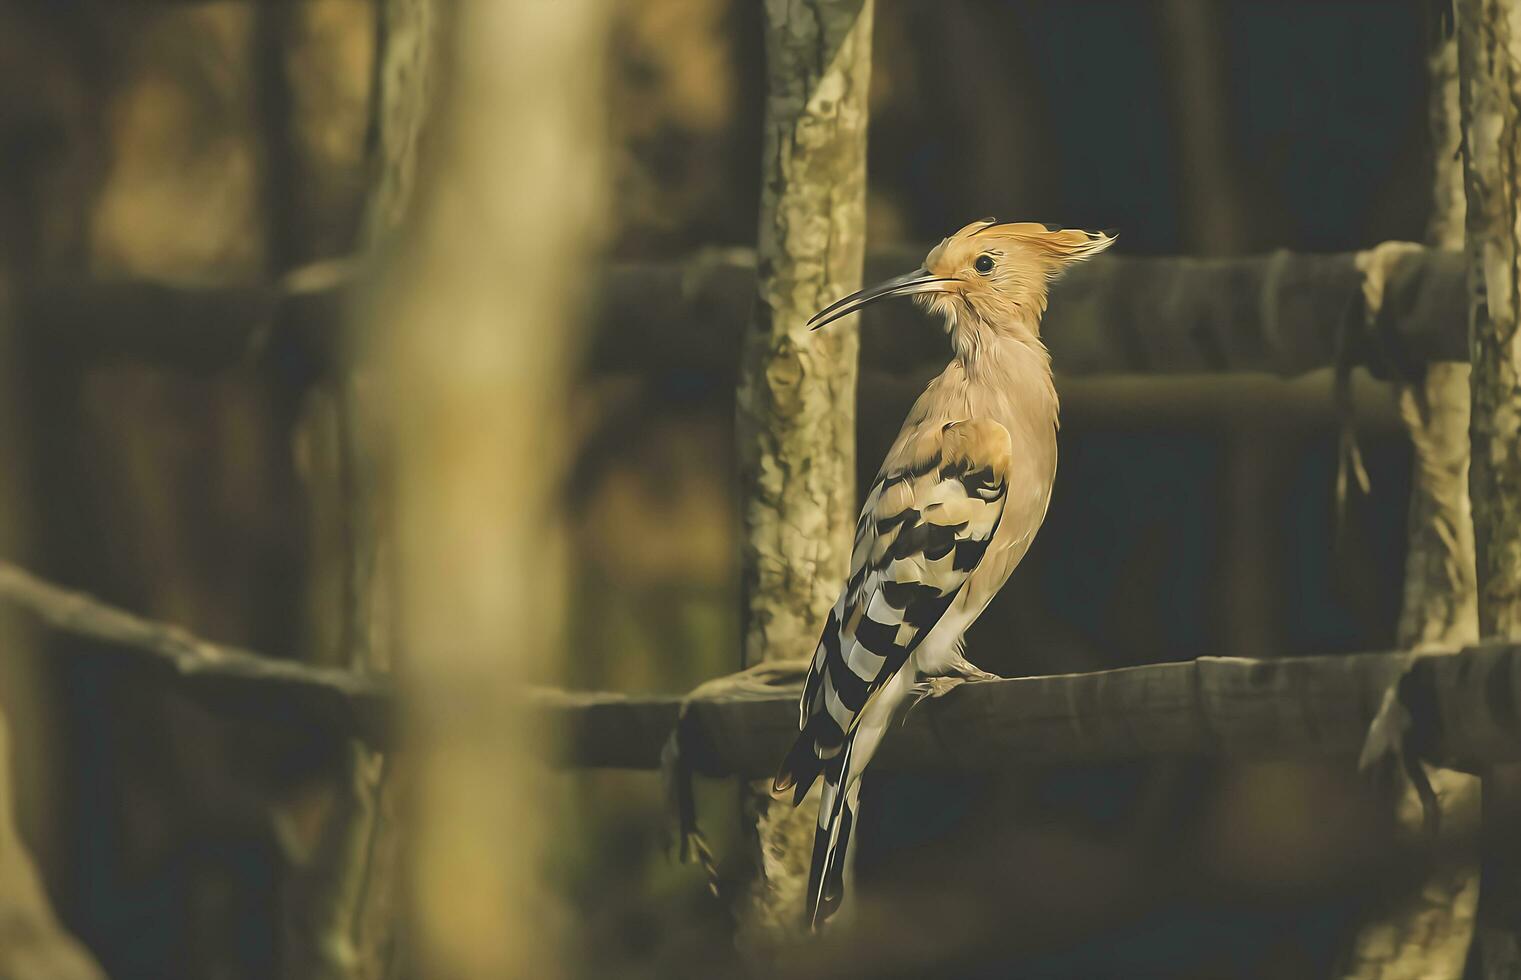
left=807, top=268, right=957, bottom=331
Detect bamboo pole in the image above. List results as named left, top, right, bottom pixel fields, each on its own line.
left=1457, top=1, right=1521, bottom=973
left=1339, top=16, right=1481, bottom=976
left=377, top=0, right=605, bottom=974
left=736, top=0, right=874, bottom=945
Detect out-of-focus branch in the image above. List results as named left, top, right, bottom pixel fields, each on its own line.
left=18, top=247, right=1470, bottom=380
left=0, top=559, right=393, bottom=745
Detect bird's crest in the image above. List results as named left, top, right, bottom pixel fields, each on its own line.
left=942, top=218, right=1117, bottom=268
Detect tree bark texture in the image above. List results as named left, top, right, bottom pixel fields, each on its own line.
left=1340, top=22, right=1481, bottom=977
left=735, top=0, right=873, bottom=948
left=1458, top=1, right=1521, bottom=974
left=378, top=0, right=604, bottom=976
left=1462, top=0, right=1521, bottom=641
left=739, top=0, right=872, bottom=670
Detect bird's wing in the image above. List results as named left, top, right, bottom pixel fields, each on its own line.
left=775, top=418, right=1013, bottom=798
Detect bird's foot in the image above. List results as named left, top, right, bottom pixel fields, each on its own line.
left=911, top=675, right=967, bottom=703
left=905, top=667, right=999, bottom=719
left=904, top=675, right=972, bottom=718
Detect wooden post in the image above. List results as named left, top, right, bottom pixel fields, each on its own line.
left=1457, top=1, right=1521, bottom=973
left=0, top=288, right=102, bottom=980
left=282, top=2, right=437, bottom=976
left=377, top=0, right=604, bottom=975
left=736, top=0, right=874, bottom=944
left=1339, top=16, right=1481, bottom=977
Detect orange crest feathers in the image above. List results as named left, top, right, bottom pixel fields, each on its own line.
left=979, top=222, right=1117, bottom=267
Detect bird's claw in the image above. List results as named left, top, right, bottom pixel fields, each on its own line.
left=905, top=674, right=985, bottom=721
left=913, top=675, right=968, bottom=702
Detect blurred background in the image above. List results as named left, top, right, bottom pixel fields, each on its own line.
left=0, top=1, right=1455, bottom=978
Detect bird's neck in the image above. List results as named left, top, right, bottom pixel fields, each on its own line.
left=951, top=319, right=1057, bottom=416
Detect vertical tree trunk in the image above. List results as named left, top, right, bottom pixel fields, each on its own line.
left=736, top=0, right=873, bottom=946
left=1457, top=1, right=1521, bottom=974
left=1339, top=18, right=1482, bottom=978
left=377, top=0, right=605, bottom=975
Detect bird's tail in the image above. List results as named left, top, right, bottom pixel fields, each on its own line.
left=804, top=732, right=862, bottom=930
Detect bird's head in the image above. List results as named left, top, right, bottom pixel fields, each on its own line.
left=808, top=219, right=1115, bottom=351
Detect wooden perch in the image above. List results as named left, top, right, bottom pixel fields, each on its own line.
left=0, top=560, right=393, bottom=745
left=7, top=557, right=1521, bottom=776
left=539, top=645, right=1521, bottom=777
left=20, top=247, right=1468, bottom=380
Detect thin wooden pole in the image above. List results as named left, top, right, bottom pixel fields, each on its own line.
left=1339, top=14, right=1481, bottom=976
left=284, top=0, right=436, bottom=975
left=379, top=0, right=605, bottom=975
left=736, top=0, right=874, bottom=946
left=1457, top=0, right=1521, bottom=973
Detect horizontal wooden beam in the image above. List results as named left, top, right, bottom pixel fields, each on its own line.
left=19, top=259, right=352, bottom=376
left=20, top=246, right=1467, bottom=380
left=535, top=645, right=1521, bottom=776
left=7, top=556, right=1516, bottom=775
left=596, top=246, right=1469, bottom=382
left=0, top=559, right=393, bottom=746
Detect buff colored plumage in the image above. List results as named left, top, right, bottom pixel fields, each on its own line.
left=773, top=219, right=1116, bottom=929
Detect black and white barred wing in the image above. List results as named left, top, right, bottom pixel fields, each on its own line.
left=773, top=418, right=1012, bottom=800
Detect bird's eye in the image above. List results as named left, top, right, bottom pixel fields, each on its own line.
left=974, top=254, right=995, bottom=275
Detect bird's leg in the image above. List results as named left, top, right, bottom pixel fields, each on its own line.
left=953, top=661, right=1001, bottom=683
left=908, top=675, right=968, bottom=707
left=906, top=659, right=999, bottom=716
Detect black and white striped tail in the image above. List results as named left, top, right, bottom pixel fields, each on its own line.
left=806, top=733, right=860, bottom=929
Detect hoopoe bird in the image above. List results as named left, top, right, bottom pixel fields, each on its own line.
left=772, top=219, right=1115, bottom=929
